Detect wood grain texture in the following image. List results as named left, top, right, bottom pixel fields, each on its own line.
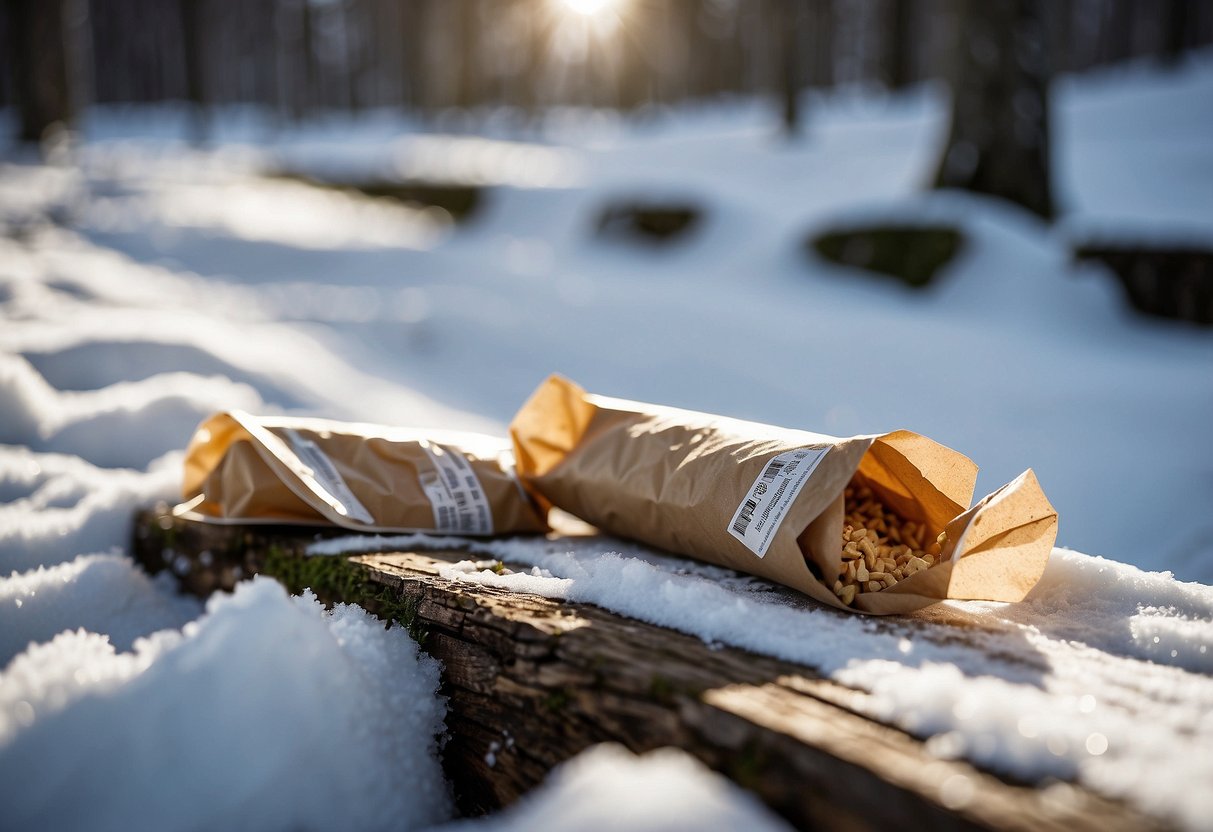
left=131, top=508, right=1168, bottom=831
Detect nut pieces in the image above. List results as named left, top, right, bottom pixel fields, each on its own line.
left=832, top=483, right=946, bottom=607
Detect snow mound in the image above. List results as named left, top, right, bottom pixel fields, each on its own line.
left=0, top=553, right=202, bottom=666
left=0, top=353, right=264, bottom=469
left=78, top=173, right=451, bottom=251
left=998, top=549, right=1213, bottom=672
left=0, top=576, right=450, bottom=831
left=0, top=446, right=180, bottom=572
left=435, top=744, right=790, bottom=832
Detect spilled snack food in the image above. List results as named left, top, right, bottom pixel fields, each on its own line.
left=511, top=375, right=1057, bottom=615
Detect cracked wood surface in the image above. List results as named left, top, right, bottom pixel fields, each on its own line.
left=131, top=509, right=1167, bottom=831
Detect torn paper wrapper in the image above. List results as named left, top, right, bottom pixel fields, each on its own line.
left=510, top=375, right=1057, bottom=615
left=178, top=411, right=548, bottom=536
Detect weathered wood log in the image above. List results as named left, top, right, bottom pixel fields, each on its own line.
left=131, top=507, right=1166, bottom=831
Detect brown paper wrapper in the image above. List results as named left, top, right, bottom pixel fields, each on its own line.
left=510, top=376, right=1057, bottom=615
left=177, top=411, right=548, bottom=535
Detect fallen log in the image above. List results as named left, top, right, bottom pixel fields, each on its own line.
left=131, top=507, right=1165, bottom=831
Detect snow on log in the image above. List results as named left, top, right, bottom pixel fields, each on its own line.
left=130, top=507, right=1164, bottom=831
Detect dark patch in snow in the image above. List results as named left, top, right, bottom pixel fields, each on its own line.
left=595, top=200, right=702, bottom=244
left=268, top=170, right=482, bottom=223
left=1073, top=243, right=1213, bottom=325
left=809, top=224, right=964, bottom=289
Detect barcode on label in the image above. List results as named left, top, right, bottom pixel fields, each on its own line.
left=732, top=498, right=758, bottom=535
left=727, top=446, right=830, bottom=558
left=761, top=458, right=785, bottom=482
left=420, top=443, right=494, bottom=535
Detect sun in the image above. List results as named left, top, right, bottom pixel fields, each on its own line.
left=559, top=0, right=619, bottom=17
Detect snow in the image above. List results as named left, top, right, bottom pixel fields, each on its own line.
left=0, top=446, right=182, bottom=573
left=1, top=577, right=450, bottom=832
left=1, top=50, right=1212, bottom=830
left=436, top=744, right=792, bottom=832
left=0, top=353, right=264, bottom=468
left=318, top=532, right=1213, bottom=829
left=0, top=553, right=201, bottom=665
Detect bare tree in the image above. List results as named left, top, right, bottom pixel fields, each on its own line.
left=780, top=0, right=807, bottom=134
left=6, top=0, right=73, bottom=144
left=933, top=0, right=1054, bottom=220
left=454, top=0, right=479, bottom=110
left=1098, top=0, right=1136, bottom=65
left=26, top=0, right=1213, bottom=124
left=1161, top=0, right=1193, bottom=65
left=179, top=0, right=210, bottom=143
left=806, top=0, right=836, bottom=89
left=882, top=0, right=915, bottom=90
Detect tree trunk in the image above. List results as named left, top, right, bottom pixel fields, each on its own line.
left=179, top=0, right=209, bottom=144
left=301, top=0, right=317, bottom=116
left=1044, top=0, right=1075, bottom=76
left=401, top=0, right=429, bottom=113
left=1098, top=0, right=1136, bottom=66
left=780, top=0, right=806, bottom=135
left=344, top=0, right=362, bottom=112
left=616, top=8, right=650, bottom=111
left=806, top=0, right=835, bottom=89
left=932, top=0, right=1054, bottom=221
left=7, top=0, right=73, bottom=144
left=1160, top=0, right=1190, bottom=66
left=883, top=0, right=915, bottom=90
left=454, top=0, right=479, bottom=111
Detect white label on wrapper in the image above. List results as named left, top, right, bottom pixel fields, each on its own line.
left=283, top=429, right=375, bottom=525
left=728, top=447, right=830, bottom=558
left=420, top=443, right=494, bottom=535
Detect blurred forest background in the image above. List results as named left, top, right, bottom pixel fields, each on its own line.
left=1, top=0, right=1211, bottom=577
left=4, top=0, right=1212, bottom=132
left=4, top=0, right=1213, bottom=312
left=7, top=0, right=1213, bottom=306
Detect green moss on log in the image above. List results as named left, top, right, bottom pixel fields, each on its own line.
left=649, top=674, right=675, bottom=704
left=727, top=741, right=773, bottom=792
left=543, top=689, right=571, bottom=712
left=260, top=547, right=425, bottom=642
left=811, top=225, right=963, bottom=288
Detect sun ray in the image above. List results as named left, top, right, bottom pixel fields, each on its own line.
left=560, top=0, right=617, bottom=17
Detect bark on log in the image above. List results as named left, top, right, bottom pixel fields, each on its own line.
left=131, top=508, right=1167, bottom=831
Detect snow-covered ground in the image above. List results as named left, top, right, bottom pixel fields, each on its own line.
left=2, top=52, right=1212, bottom=830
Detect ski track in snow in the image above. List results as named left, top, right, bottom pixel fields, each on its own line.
left=1, top=54, right=1212, bottom=830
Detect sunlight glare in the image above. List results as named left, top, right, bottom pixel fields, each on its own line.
left=560, top=0, right=616, bottom=17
